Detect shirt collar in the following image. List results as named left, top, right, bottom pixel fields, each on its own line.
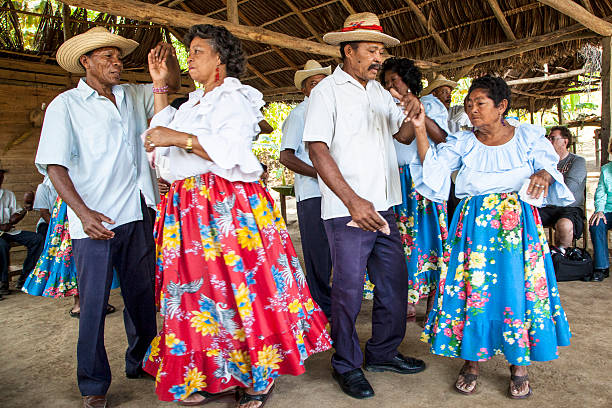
left=77, top=78, right=125, bottom=104
left=332, top=65, right=372, bottom=90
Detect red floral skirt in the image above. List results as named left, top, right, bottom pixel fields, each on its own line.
left=143, top=173, right=332, bottom=402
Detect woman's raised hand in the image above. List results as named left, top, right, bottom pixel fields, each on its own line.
left=148, top=42, right=173, bottom=84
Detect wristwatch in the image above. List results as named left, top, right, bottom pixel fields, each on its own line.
left=185, top=135, right=193, bottom=153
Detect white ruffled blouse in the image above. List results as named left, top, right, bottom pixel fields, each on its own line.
left=421, top=123, right=575, bottom=206
left=148, top=77, right=264, bottom=183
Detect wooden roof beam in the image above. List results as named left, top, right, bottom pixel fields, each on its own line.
left=338, top=0, right=356, bottom=14
left=59, top=0, right=342, bottom=58
left=580, top=0, right=594, bottom=14
left=506, top=68, right=586, bottom=86
left=428, top=31, right=595, bottom=72
left=282, top=0, right=324, bottom=43
left=226, top=0, right=238, bottom=25
left=486, top=0, right=516, bottom=41
left=246, top=63, right=275, bottom=87
left=403, top=0, right=451, bottom=54
left=537, top=0, right=612, bottom=36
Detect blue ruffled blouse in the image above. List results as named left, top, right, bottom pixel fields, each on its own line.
left=421, top=123, right=575, bottom=206
left=393, top=94, right=450, bottom=199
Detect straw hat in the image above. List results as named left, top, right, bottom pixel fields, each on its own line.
left=56, top=27, right=139, bottom=74
left=323, top=12, right=399, bottom=47
left=422, top=75, right=458, bottom=96
left=294, top=60, right=331, bottom=89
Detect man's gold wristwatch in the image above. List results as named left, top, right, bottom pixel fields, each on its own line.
left=185, top=135, right=193, bottom=153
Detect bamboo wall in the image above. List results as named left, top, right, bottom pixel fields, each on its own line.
left=0, top=56, right=193, bottom=269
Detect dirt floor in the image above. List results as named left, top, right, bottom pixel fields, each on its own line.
left=1, top=136, right=611, bottom=408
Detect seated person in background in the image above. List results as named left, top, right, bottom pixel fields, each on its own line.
left=588, top=144, right=612, bottom=282
left=0, top=166, right=43, bottom=294
left=33, top=176, right=58, bottom=238
left=539, top=126, right=586, bottom=252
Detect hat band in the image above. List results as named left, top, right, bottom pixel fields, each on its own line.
left=341, top=24, right=383, bottom=33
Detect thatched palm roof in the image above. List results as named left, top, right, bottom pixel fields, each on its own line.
left=1, top=0, right=610, bottom=109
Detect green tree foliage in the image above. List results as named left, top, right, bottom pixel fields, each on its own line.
left=255, top=102, right=296, bottom=186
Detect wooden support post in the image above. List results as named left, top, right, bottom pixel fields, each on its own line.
left=61, top=4, right=72, bottom=41
left=557, top=98, right=564, bottom=125
left=530, top=98, right=535, bottom=124
left=601, top=36, right=612, bottom=166
left=226, top=0, right=238, bottom=24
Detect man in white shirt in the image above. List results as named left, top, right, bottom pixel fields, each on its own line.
left=0, top=167, right=43, bottom=296
left=35, top=27, right=180, bottom=408
left=280, top=60, right=332, bottom=318
left=304, top=13, right=426, bottom=400
left=33, top=176, right=58, bottom=238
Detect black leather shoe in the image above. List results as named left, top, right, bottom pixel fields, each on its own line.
left=332, top=368, right=374, bottom=399
left=603, top=268, right=609, bottom=279
left=364, top=353, right=426, bottom=374
left=592, top=269, right=605, bottom=282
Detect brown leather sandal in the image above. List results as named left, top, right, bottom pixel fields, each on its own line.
left=508, top=366, right=532, bottom=399
left=237, top=382, right=275, bottom=408
left=455, top=365, right=478, bottom=395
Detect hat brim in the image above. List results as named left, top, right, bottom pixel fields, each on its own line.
left=294, top=66, right=332, bottom=89
left=422, top=80, right=458, bottom=96
left=57, top=32, right=139, bottom=74
left=323, top=31, right=399, bottom=47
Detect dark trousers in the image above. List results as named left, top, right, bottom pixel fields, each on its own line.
left=72, top=216, right=157, bottom=396
left=0, top=230, right=43, bottom=283
left=297, top=197, right=332, bottom=318
left=37, top=222, right=49, bottom=238
left=323, top=210, right=408, bottom=374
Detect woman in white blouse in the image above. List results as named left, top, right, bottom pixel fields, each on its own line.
left=413, top=76, right=572, bottom=399
left=140, top=25, right=331, bottom=407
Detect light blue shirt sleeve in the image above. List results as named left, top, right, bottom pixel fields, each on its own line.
left=420, top=132, right=466, bottom=202
left=134, top=83, right=155, bottom=119
left=421, top=94, right=449, bottom=135
left=35, top=95, right=75, bottom=175
left=281, top=103, right=305, bottom=152
left=594, top=163, right=612, bottom=213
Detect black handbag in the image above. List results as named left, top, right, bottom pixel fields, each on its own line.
left=551, top=247, right=593, bottom=282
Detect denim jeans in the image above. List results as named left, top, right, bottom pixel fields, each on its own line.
left=589, top=212, right=612, bottom=269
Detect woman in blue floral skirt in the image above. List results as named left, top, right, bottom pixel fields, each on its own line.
left=413, top=75, right=572, bottom=398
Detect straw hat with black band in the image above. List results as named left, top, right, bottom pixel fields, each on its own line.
left=294, top=60, right=332, bottom=90
left=422, top=75, right=458, bottom=96
left=323, top=12, right=399, bottom=47
left=56, top=27, right=139, bottom=74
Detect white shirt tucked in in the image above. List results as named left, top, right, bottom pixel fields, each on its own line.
left=148, top=77, right=264, bottom=183
left=36, top=78, right=157, bottom=239
left=302, top=66, right=405, bottom=220
left=280, top=97, right=320, bottom=202
left=0, top=189, right=22, bottom=235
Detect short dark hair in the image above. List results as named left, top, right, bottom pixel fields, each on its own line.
left=549, top=126, right=572, bottom=145
left=379, top=57, right=423, bottom=96
left=339, top=41, right=360, bottom=60
left=467, top=75, right=512, bottom=116
left=184, top=24, right=246, bottom=78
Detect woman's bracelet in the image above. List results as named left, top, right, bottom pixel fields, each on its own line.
left=153, top=85, right=169, bottom=94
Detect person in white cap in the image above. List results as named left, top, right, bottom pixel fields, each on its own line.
left=35, top=27, right=181, bottom=408
left=303, top=12, right=427, bottom=400
left=280, top=60, right=332, bottom=318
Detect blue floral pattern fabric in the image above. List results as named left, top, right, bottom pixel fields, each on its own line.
left=421, top=193, right=571, bottom=365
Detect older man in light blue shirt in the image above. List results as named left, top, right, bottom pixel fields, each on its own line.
left=35, top=27, right=181, bottom=408
left=280, top=60, right=332, bottom=317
